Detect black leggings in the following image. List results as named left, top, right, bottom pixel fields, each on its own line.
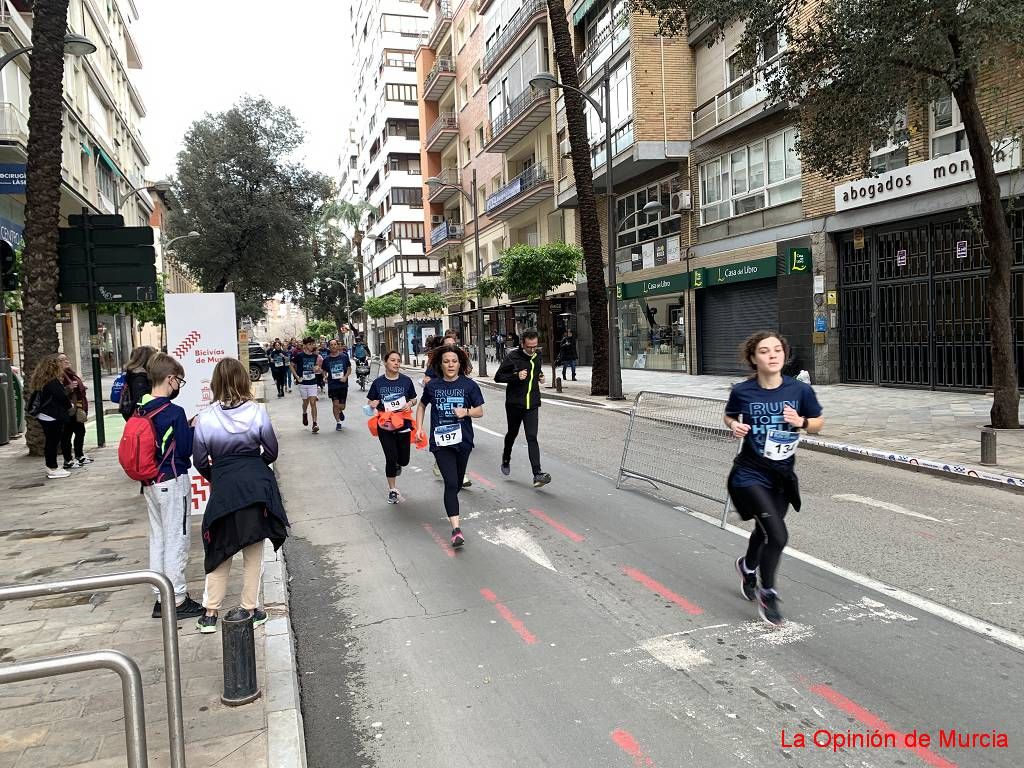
left=378, top=429, right=411, bottom=478
left=62, top=420, right=85, bottom=461
left=272, top=367, right=287, bottom=394
left=729, top=481, right=789, bottom=591
left=40, top=419, right=65, bottom=469
left=434, top=447, right=471, bottom=520
left=502, top=405, right=541, bottom=474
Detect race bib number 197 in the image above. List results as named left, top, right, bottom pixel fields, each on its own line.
left=763, top=429, right=800, bottom=461
left=434, top=424, right=463, bottom=446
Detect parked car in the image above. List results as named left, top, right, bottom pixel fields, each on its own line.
left=248, top=341, right=271, bottom=381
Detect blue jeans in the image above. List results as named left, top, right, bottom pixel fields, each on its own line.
left=561, top=358, right=577, bottom=379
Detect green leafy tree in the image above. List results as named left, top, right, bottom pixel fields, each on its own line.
left=20, top=0, right=72, bottom=455
left=303, top=319, right=337, bottom=340
left=168, top=96, right=334, bottom=322
left=363, top=293, right=403, bottom=344
left=407, top=292, right=448, bottom=316
left=480, top=242, right=582, bottom=382
left=635, top=0, right=1022, bottom=427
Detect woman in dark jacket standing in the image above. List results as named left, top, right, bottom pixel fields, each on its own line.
left=192, top=357, right=288, bottom=634
left=28, top=354, right=74, bottom=479
left=120, top=345, right=157, bottom=420
left=58, top=352, right=93, bottom=468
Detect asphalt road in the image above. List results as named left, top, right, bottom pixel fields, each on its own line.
left=270, top=383, right=1023, bottom=768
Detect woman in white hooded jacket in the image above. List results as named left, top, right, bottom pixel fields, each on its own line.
left=192, top=357, right=289, bottom=634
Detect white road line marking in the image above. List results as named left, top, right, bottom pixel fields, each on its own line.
left=543, top=398, right=591, bottom=410
left=825, top=597, right=917, bottom=624
left=639, top=633, right=712, bottom=670
left=832, top=493, right=944, bottom=523
left=478, top=526, right=556, bottom=572
left=676, top=506, right=1024, bottom=653
left=475, top=425, right=504, bottom=438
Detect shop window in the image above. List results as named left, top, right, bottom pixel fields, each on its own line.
left=930, top=93, right=966, bottom=158
left=699, top=127, right=800, bottom=224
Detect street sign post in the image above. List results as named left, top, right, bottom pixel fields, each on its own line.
left=57, top=209, right=158, bottom=447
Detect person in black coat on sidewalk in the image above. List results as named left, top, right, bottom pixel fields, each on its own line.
left=28, top=354, right=74, bottom=479
left=558, top=330, right=578, bottom=381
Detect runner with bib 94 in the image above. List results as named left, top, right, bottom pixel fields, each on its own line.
left=724, top=331, right=824, bottom=627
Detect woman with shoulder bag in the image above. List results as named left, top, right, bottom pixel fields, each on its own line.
left=58, top=352, right=93, bottom=469
left=28, top=354, right=75, bottom=479
left=192, top=357, right=289, bottom=634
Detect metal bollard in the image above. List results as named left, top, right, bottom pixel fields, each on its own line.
left=221, top=607, right=261, bottom=706
left=980, top=427, right=997, bottom=466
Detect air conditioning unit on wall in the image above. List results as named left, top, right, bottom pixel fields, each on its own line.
left=431, top=214, right=444, bottom=225
left=670, top=189, right=692, bottom=214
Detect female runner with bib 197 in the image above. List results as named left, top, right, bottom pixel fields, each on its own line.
left=416, top=345, right=484, bottom=549
left=724, top=331, right=824, bottom=627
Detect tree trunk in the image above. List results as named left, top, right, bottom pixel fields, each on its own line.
left=21, top=0, right=72, bottom=456
left=545, top=0, right=609, bottom=396
left=954, top=69, right=1020, bottom=429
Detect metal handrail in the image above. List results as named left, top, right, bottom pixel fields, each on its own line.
left=424, top=56, right=455, bottom=95
left=0, top=570, right=186, bottom=768
left=485, top=162, right=550, bottom=212
left=426, top=112, right=459, bottom=145
left=428, top=2, right=453, bottom=44
left=691, top=52, right=783, bottom=137
left=0, top=650, right=149, bottom=768
left=488, top=87, right=546, bottom=140
left=576, top=8, right=630, bottom=80
left=481, top=0, right=546, bottom=76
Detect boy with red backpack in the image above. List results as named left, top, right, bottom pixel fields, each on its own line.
left=122, top=352, right=204, bottom=620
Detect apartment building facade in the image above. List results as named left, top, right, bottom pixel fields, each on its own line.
left=0, top=0, right=154, bottom=372
left=344, top=0, right=443, bottom=358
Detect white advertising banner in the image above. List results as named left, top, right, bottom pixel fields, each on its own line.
left=165, top=293, right=238, bottom=515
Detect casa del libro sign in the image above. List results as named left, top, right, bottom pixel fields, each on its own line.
left=834, top=141, right=1021, bottom=212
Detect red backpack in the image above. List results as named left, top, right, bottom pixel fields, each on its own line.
left=118, top=403, right=174, bottom=482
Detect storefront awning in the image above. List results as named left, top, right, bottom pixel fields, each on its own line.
left=79, top=142, right=92, bottom=157
left=571, top=0, right=599, bottom=25
left=97, top=147, right=118, bottom=175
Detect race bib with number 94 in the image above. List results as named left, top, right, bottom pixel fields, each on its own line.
left=434, top=423, right=463, bottom=446
left=383, top=395, right=407, bottom=412
left=763, top=429, right=800, bottom=461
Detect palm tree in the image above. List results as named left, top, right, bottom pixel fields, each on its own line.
left=21, top=0, right=72, bottom=455
left=544, top=0, right=610, bottom=395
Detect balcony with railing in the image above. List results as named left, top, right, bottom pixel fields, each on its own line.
left=423, top=56, right=456, bottom=101
left=485, top=88, right=549, bottom=154
left=427, top=167, right=462, bottom=203
left=691, top=55, right=783, bottom=140
left=480, top=0, right=547, bottom=82
left=0, top=102, right=29, bottom=149
left=427, top=3, right=454, bottom=49
left=0, top=1, right=32, bottom=48
left=576, top=8, right=630, bottom=84
left=425, top=112, right=459, bottom=152
left=485, top=162, right=553, bottom=221
left=430, top=221, right=464, bottom=247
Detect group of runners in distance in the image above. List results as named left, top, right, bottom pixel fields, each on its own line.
left=281, top=325, right=821, bottom=626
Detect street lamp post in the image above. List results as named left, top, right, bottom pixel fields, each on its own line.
left=425, top=168, right=487, bottom=378
left=530, top=68, right=624, bottom=399
left=114, top=179, right=172, bottom=216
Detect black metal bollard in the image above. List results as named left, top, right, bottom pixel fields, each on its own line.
left=980, top=427, right=997, bottom=466
left=221, top=607, right=261, bottom=706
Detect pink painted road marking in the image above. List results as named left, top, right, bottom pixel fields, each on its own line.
left=468, top=471, right=496, bottom=489
left=621, top=566, right=704, bottom=615
left=529, top=508, right=585, bottom=542
left=480, top=588, right=538, bottom=644
left=611, top=729, right=656, bottom=767
left=810, top=683, right=958, bottom=768
left=422, top=523, right=455, bottom=558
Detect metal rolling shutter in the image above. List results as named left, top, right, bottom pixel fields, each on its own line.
left=699, top=279, right=778, bottom=375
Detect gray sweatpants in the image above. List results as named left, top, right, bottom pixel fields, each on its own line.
left=143, top=474, right=192, bottom=603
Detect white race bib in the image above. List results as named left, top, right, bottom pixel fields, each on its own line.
left=433, top=423, right=463, bottom=446
left=302, top=373, right=315, bottom=381
left=763, top=429, right=800, bottom=461
left=331, top=371, right=345, bottom=380
left=383, top=395, right=407, bottom=412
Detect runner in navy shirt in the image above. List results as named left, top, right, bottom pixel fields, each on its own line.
left=321, top=340, right=351, bottom=430
left=290, top=337, right=323, bottom=433
left=367, top=351, right=419, bottom=504
left=723, top=331, right=824, bottom=627
left=416, top=345, right=484, bottom=548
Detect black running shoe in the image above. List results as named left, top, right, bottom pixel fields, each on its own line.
left=312, top=422, right=319, bottom=434
left=461, top=476, right=472, bottom=488
left=532, top=472, right=552, bottom=488
left=175, top=596, right=205, bottom=620
left=252, top=608, right=268, bottom=627
left=500, top=462, right=511, bottom=476
left=196, top=614, right=218, bottom=634
left=451, top=528, right=465, bottom=548
left=387, top=489, right=400, bottom=505
left=736, top=557, right=757, bottom=601
left=758, top=590, right=784, bottom=627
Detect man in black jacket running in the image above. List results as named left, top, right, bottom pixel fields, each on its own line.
left=494, top=329, right=551, bottom=487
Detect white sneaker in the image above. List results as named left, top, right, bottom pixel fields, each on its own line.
left=47, top=468, right=71, bottom=479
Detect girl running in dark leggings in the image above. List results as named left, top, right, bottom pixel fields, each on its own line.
left=416, top=345, right=485, bottom=549
left=724, top=331, right=824, bottom=627
left=367, top=351, right=419, bottom=504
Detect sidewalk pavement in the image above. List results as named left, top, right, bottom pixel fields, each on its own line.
left=455, top=363, right=1024, bottom=488
left=0, top=418, right=304, bottom=768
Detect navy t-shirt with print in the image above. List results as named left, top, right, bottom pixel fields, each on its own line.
left=292, top=352, right=321, bottom=384
left=368, top=374, right=417, bottom=412
left=322, top=354, right=351, bottom=388
left=421, top=375, right=485, bottom=452
left=270, top=349, right=289, bottom=369
left=725, top=376, right=823, bottom=486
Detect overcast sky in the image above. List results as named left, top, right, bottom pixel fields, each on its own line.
left=133, top=1, right=352, bottom=182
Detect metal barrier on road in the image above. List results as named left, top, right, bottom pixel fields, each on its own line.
left=0, top=650, right=149, bottom=768
left=0, top=570, right=186, bottom=768
left=618, top=391, right=741, bottom=527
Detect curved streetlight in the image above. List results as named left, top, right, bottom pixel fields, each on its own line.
left=425, top=169, right=487, bottom=377
left=115, top=178, right=171, bottom=215
left=530, top=69, right=626, bottom=399
left=164, top=231, right=201, bottom=250
left=0, top=33, right=97, bottom=72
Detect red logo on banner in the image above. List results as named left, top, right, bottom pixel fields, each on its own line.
left=174, top=331, right=202, bottom=358
left=191, top=475, right=210, bottom=510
